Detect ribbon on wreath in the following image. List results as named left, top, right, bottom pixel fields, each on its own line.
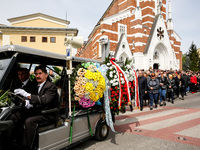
left=110, top=58, right=131, bottom=108
left=98, top=64, right=116, bottom=133
left=133, top=70, right=140, bottom=108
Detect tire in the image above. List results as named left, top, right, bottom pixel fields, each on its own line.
left=95, top=119, right=109, bottom=141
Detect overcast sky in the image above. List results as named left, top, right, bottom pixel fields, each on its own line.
left=0, top=0, right=199, bottom=53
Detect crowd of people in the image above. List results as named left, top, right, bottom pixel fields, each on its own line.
left=137, top=70, right=200, bottom=111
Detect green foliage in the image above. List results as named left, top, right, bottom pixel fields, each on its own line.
left=0, top=90, right=11, bottom=107
left=182, top=53, right=190, bottom=71
left=29, top=74, right=35, bottom=81
left=52, top=66, right=62, bottom=75
left=188, top=42, right=199, bottom=72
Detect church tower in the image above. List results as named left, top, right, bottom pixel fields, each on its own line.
left=167, top=0, right=173, bottom=30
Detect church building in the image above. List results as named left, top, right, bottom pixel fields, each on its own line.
left=76, top=0, right=182, bottom=70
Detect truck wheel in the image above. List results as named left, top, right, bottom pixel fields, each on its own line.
left=95, top=120, right=109, bottom=141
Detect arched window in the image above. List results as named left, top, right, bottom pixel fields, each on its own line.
left=119, top=53, right=128, bottom=63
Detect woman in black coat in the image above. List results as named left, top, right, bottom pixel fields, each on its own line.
left=168, top=74, right=175, bottom=104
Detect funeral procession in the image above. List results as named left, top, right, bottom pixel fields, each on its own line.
left=0, top=0, right=200, bottom=150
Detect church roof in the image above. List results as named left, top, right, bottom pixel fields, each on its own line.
left=143, top=14, right=160, bottom=54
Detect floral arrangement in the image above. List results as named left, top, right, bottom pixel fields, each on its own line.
left=104, top=56, right=134, bottom=115
left=71, top=62, right=106, bottom=108
left=0, top=90, right=11, bottom=107
left=106, top=61, right=120, bottom=115
left=122, top=59, right=135, bottom=101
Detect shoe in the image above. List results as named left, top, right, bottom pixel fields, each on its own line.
left=140, top=108, right=143, bottom=111
left=172, top=101, right=174, bottom=104
left=150, top=107, right=153, bottom=110
left=182, top=97, right=184, bottom=100
left=168, top=100, right=170, bottom=102
left=160, top=103, right=163, bottom=106
left=164, top=102, right=166, bottom=106
left=155, top=105, right=157, bottom=108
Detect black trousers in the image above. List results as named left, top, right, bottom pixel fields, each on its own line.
left=139, top=93, right=144, bottom=109
left=25, top=115, right=49, bottom=148
left=180, top=87, right=185, bottom=98
left=191, top=83, right=196, bottom=93
left=168, top=91, right=174, bottom=102
left=10, top=109, right=54, bottom=148
left=176, top=86, right=180, bottom=97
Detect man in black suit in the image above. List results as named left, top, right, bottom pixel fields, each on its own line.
left=14, top=65, right=58, bottom=148
left=138, top=70, right=147, bottom=111
left=17, top=68, right=34, bottom=93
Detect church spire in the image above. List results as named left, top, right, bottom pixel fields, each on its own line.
left=168, top=0, right=172, bottom=19
left=136, top=0, right=140, bottom=7
left=167, top=0, right=173, bottom=30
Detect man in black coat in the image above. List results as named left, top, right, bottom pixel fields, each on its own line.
left=14, top=65, right=58, bottom=148
left=181, top=72, right=190, bottom=96
left=138, top=70, right=147, bottom=111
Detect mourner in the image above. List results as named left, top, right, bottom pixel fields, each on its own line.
left=147, top=73, right=160, bottom=110
left=138, top=70, right=148, bottom=111
left=168, top=74, right=175, bottom=104
left=158, top=71, right=168, bottom=106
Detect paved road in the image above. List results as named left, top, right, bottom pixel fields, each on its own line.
left=71, top=92, right=200, bottom=150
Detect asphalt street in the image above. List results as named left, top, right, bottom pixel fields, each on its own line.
left=71, top=92, right=200, bottom=150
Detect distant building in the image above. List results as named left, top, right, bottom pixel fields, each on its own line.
left=0, top=13, right=78, bottom=55
left=76, top=0, right=182, bottom=70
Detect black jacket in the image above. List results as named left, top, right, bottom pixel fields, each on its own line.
left=182, top=74, right=190, bottom=87
left=168, top=78, right=175, bottom=92
left=147, top=78, right=160, bottom=94
left=15, top=79, right=35, bottom=93
left=30, top=81, right=58, bottom=114
left=138, top=76, right=147, bottom=94
left=158, top=76, right=168, bottom=89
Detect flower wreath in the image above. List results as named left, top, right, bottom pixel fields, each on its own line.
left=72, top=62, right=106, bottom=108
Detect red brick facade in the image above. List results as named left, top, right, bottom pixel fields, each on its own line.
left=77, top=0, right=182, bottom=70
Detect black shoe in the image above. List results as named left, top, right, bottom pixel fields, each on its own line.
left=164, top=102, right=166, bottom=106
left=172, top=101, right=174, bottom=104
left=160, top=103, right=163, bottom=107
left=168, top=100, right=170, bottom=102
left=155, top=104, right=157, bottom=108
left=140, top=108, right=143, bottom=111
left=150, top=107, right=153, bottom=110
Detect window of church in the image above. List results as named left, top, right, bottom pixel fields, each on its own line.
left=118, top=24, right=127, bottom=40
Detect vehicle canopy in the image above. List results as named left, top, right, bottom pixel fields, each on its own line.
left=0, top=45, right=102, bottom=89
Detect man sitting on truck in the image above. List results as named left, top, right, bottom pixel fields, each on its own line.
left=14, top=65, right=58, bottom=148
